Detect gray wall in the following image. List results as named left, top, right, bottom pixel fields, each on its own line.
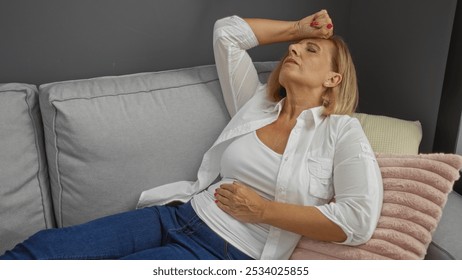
left=347, top=0, right=457, bottom=152
left=0, top=0, right=458, bottom=152
left=0, top=0, right=349, bottom=85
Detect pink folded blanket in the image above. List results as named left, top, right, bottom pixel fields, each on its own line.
left=290, top=153, right=462, bottom=260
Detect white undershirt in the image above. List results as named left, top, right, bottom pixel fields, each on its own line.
left=191, top=131, right=281, bottom=259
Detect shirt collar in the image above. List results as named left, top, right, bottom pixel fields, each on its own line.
left=262, top=98, right=285, bottom=114
left=304, top=105, right=325, bottom=127
left=263, top=98, right=325, bottom=127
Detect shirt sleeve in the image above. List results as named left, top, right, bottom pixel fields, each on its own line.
left=213, top=16, right=261, bottom=117
left=316, top=118, right=384, bottom=245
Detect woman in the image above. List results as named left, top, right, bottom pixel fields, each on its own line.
left=0, top=10, right=382, bottom=260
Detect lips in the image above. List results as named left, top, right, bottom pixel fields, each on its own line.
left=284, top=56, right=299, bottom=65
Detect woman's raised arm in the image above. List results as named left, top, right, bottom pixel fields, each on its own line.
left=214, top=10, right=334, bottom=117
left=244, top=9, right=333, bottom=45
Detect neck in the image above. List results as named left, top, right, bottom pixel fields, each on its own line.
left=281, top=89, right=322, bottom=120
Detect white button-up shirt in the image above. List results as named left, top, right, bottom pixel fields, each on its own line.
left=137, top=15, right=383, bottom=260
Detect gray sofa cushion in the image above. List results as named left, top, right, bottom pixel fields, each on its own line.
left=425, top=191, right=462, bottom=259
left=0, top=83, right=54, bottom=254
left=39, top=62, right=276, bottom=227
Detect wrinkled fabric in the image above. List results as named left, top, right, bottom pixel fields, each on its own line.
left=138, top=16, right=383, bottom=260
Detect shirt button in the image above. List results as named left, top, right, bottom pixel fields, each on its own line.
left=284, top=156, right=289, bottom=161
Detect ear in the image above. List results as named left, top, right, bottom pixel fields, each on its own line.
left=323, top=72, right=342, bottom=88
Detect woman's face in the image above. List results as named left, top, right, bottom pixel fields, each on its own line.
left=279, top=38, right=336, bottom=92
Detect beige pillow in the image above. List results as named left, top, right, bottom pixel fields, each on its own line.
left=353, top=113, right=422, bottom=154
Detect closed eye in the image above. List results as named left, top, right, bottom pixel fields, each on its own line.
left=307, top=47, right=317, bottom=53
left=306, top=42, right=320, bottom=53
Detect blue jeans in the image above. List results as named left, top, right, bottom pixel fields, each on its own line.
left=0, top=202, right=253, bottom=260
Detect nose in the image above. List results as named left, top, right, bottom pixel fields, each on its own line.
left=288, top=43, right=300, bottom=56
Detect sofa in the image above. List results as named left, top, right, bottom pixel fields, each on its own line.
left=1, top=62, right=461, bottom=259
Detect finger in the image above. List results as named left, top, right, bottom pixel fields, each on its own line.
left=215, top=200, right=233, bottom=215
left=311, top=13, right=331, bottom=30
left=215, top=186, right=234, bottom=200
left=313, top=11, right=331, bottom=21
left=234, top=180, right=250, bottom=189
left=219, top=182, right=233, bottom=188
left=216, top=185, right=234, bottom=196
left=217, top=183, right=233, bottom=194
left=232, top=180, right=244, bottom=188
left=316, top=15, right=332, bottom=27
left=313, top=9, right=328, bottom=21
left=220, top=183, right=237, bottom=193
left=314, top=9, right=328, bottom=18
left=215, top=193, right=231, bottom=205
left=310, top=22, right=321, bottom=29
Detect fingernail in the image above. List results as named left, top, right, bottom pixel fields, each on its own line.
left=310, top=21, right=319, bottom=27
left=215, top=200, right=218, bottom=203
left=327, top=23, right=333, bottom=29
left=214, top=192, right=218, bottom=197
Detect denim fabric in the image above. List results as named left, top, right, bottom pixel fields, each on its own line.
left=0, top=202, right=253, bottom=260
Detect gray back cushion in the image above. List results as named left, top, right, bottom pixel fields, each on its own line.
left=39, top=62, right=276, bottom=227
left=0, top=83, right=54, bottom=254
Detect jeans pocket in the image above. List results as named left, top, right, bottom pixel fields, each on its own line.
left=170, top=214, right=205, bottom=237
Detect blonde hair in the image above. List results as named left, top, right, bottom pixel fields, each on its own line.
left=267, top=35, right=358, bottom=116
